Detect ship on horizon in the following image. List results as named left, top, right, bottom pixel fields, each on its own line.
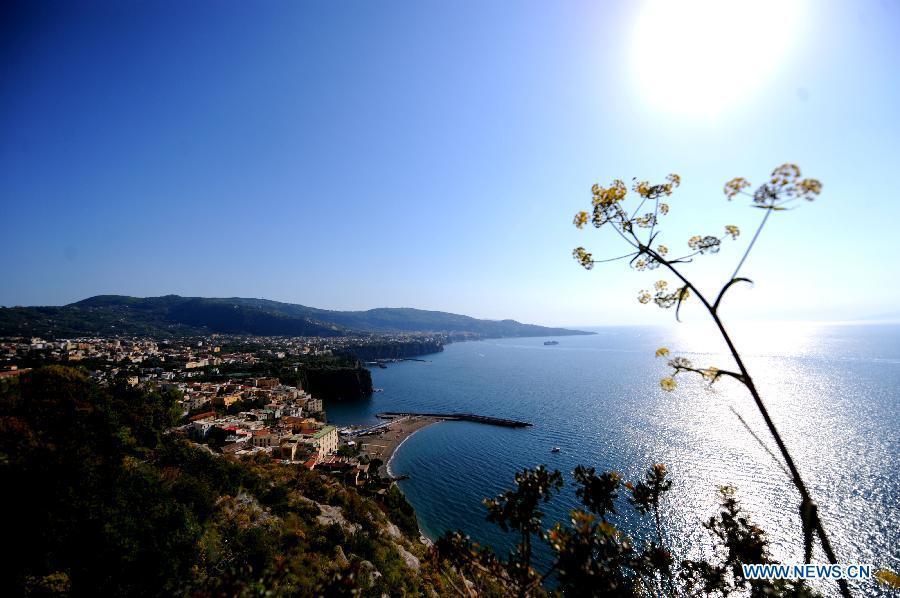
left=544, top=340, right=559, bottom=345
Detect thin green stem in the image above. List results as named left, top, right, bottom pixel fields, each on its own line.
left=613, top=223, right=640, bottom=250
left=648, top=196, right=660, bottom=240
left=729, top=406, right=790, bottom=478
left=592, top=251, right=639, bottom=265
left=629, top=196, right=649, bottom=221
left=643, top=247, right=851, bottom=598
left=731, top=208, right=772, bottom=280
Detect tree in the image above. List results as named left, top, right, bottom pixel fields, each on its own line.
left=0, top=366, right=200, bottom=594
left=484, top=466, right=563, bottom=593
left=437, top=465, right=820, bottom=597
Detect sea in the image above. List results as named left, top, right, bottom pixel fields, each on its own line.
left=325, top=322, right=899, bottom=596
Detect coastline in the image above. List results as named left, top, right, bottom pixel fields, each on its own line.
left=384, top=418, right=441, bottom=478
left=380, top=417, right=441, bottom=545
left=357, top=415, right=440, bottom=477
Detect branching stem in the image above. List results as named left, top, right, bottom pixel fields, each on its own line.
left=641, top=245, right=851, bottom=598
left=732, top=207, right=772, bottom=280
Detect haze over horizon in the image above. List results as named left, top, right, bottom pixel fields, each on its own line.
left=3, top=1, right=899, bottom=327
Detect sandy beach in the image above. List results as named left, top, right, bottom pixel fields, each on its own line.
left=357, top=416, right=440, bottom=476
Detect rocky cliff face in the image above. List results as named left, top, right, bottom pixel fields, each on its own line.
left=342, top=340, right=444, bottom=361
left=300, top=364, right=373, bottom=400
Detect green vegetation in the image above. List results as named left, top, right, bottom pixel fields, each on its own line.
left=0, top=295, right=343, bottom=338
left=0, top=366, right=437, bottom=596
left=435, top=465, right=821, bottom=597
left=383, top=484, right=421, bottom=538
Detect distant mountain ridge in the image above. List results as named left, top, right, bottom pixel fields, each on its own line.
left=0, top=294, right=593, bottom=339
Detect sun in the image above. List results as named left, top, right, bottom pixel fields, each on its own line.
left=631, top=0, right=804, bottom=117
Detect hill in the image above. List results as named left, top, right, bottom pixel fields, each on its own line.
left=0, top=294, right=592, bottom=339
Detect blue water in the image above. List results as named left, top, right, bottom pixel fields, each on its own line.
left=325, top=323, right=900, bottom=595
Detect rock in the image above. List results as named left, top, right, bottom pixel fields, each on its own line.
left=334, top=546, right=349, bottom=568
left=396, top=544, right=420, bottom=571
left=301, top=365, right=373, bottom=399
left=358, top=560, right=382, bottom=585
left=316, top=503, right=361, bottom=534
left=342, top=340, right=444, bottom=361
left=383, top=522, right=402, bottom=540
left=216, top=491, right=275, bottom=529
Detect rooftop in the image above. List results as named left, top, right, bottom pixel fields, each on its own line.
left=313, top=425, right=336, bottom=439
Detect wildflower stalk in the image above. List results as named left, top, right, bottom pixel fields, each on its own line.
left=574, top=166, right=848, bottom=597
left=641, top=242, right=851, bottom=598
left=731, top=206, right=772, bottom=280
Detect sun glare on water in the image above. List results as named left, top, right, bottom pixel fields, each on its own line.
left=631, top=0, right=805, bottom=117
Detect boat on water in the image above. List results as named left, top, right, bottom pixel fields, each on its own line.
left=551, top=446, right=561, bottom=453
left=544, top=340, right=559, bottom=345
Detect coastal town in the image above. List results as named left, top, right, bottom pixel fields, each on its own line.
left=0, top=334, right=445, bottom=486
left=0, top=333, right=446, bottom=376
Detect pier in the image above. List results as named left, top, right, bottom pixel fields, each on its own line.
left=375, top=411, right=532, bottom=428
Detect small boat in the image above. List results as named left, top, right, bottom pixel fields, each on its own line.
left=551, top=447, right=561, bottom=453
left=544, top=340, right=559, bottom=346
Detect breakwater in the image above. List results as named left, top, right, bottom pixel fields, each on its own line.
left=376, top=411, right=532, bottom=428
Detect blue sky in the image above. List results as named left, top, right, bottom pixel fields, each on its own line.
left=2, top=0, right=899, bottom=326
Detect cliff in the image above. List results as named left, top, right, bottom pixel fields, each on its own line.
left=341, top=339, right=444, bottom=361
left=300, top=364, right=374, bottom=400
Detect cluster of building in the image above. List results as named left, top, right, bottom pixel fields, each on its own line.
left=181, top=378, right=362, bottom=477
left=0, top=335, right=322, bottom=385
left=1, top=332, right=444, bottom=377
left=158, top=376, right=322, bottom=415
left=2, top=337, right=162, bottom=363
left=188, top=409, right=339, bottom=467
left=1, top=330, right=443, bottom=397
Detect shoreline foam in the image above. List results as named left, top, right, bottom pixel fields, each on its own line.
left=385, top=422, right=430, bottom=477
left=357, top=416, right=440, bottom=477
left=382, top=419, right=441, bottom=545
